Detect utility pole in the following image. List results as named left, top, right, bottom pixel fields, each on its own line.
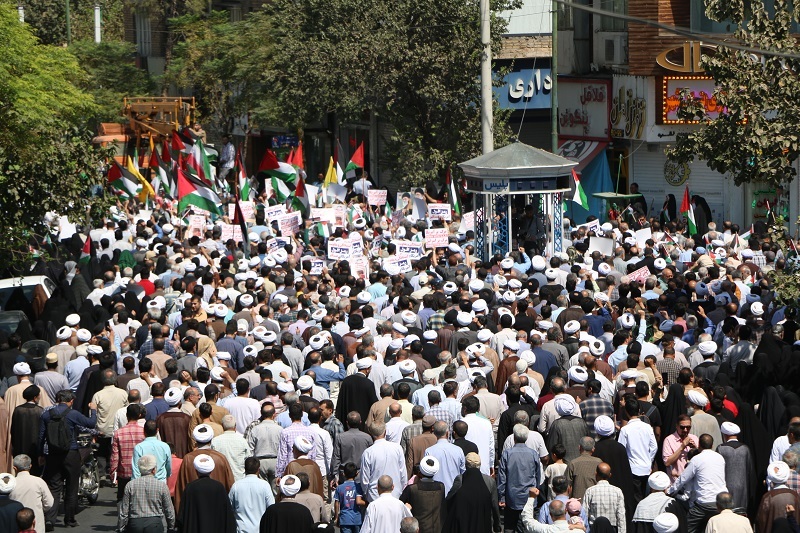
left=551, top=0, right=558, bottom=152
left=65, top=0, right=71, bottom=44
left=480, top=0, right=493, bottom=154
left=94, top=4, right=101, bottom=43
left=17, top=3, right=24, bottom=23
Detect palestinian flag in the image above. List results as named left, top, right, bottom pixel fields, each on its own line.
left=259, top=149, right=297, bottom=185
left=335, top=140, right=347, bottom=185
left=385, top=201, right=393, bottom=219
left=571, top=169, right=589, bottom=210
left=292, top=174, right=309, bottom=214
left=177, top=165, right=222, bottom=215
left=170, top=130, right=190, bottom=162
left=345, top=141, right=364, bottom=179
left=186, top=139, right=216, bottom=188
left=446, top=167, right=462, bottom=215
left=293, top=142, right=305, bottom=170
left=78, top=236, right=92, bottom=265
left=680, top=186, right=697, bottom=235
left=286, top=147, right=295, bottom=165
left=108, top=160, right=141, bottom=199
left=316, top=221, right=331, bottom=239
left=235, top=146, right=252, bottom=201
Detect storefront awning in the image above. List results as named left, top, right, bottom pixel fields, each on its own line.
left=556, top=139, right=608, bottom=174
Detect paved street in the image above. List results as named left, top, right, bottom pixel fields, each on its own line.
left=51, top=486, right=119, bottom=532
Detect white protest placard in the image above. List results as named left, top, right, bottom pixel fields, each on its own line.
left=326, top=183, right=347, bottom=202
left=628, top=266, right=652, bottom=285
left=587, top=237, right=615, bottom=257
left=397, top=257, right=413, bottom=273
left=333, top=205, right=347, bottom=227
left=459, top=211, right=475, bottom=232
left=578, top=219, right=601, bottom=234
left=309, top=259, right=325, bottom=275
left=349, top=238, right=364, bottom=258
left=371, top=239, right=382, bottom=257
left=310, top=207, right=336, bottom=224
left=266, top=238, right=280, bottom=253
left=228, top=201, right=255, bottom=222
left=425, top=228, right=449, bottom=249
left=264, top=204, right=286, bottom=222
left=368, top=189, right=387, bottom=206
left=395, top=240, right=425, bottom=260
left=187, top=215, right=205, bottom=238
left=277, top=212, right=301, bottom=236
left=428, top=203, right=452, bottom=221
left=635, top=228, right=653, bottom=248
left=351, top=256, right=370, bottom=280
left=327, top=239, right=352, bottom=261
left=304, top=184, right=319, bottom=206
left=220, top=224, right=244, bottom=242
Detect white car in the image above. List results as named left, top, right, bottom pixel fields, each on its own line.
left=0, top=275, right=56, bottom=312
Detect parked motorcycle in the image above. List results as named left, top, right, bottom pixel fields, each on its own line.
left=76, top=433, right=100, bottom=504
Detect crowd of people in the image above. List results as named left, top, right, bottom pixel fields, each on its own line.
left=0, top=177, right=798, bottom=533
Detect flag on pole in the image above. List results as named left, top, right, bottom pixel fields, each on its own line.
left=127, top=156, right=155, bottom=203
left=292, top=173, right=309, bottom=214
left=177, top=165, right=222, bottom=215
left=571, top=169, right=589, bottom=210
left=108, top=160, right=141, bottom=199
left=680, top=186, right=697, bottom=235
left=78, top=236, right=92, bottom=265
left=170, top=130, right=190, bottom=161
left=186, top=139, right=216, bottom=188
left=446, top=167, right=462, bottom=215
left=258, top=149, right=297, bottom=184
left=149, top=147, right=169, bottom=198
left=323, top=156, right=337, bottom=188
left=345, top=141, right=364, bottom=179
left=293, top=142, right=305, bottom=170
left=235, top=146, right=252, bottom=201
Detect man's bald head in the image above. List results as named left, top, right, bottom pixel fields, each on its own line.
left=389, top=402, right=402, bottom=417
left=596, top=462, right=612, bottom=480
left=377, top=475, right=394, bottom=493
left=550, top=499, right=566, bottom=519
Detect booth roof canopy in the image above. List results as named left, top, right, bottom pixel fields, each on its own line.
left=458, top=141, right=577, bottom=179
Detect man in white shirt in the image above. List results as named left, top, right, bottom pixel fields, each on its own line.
left=360, top=423, right=408, bottom=502
left=222, top=379, right=261, bottom=434
left=385, top=402, right=410, bottom=444
left=617, top=398, right=658, bottom=501
left=307, top=407, right=333, bottom=487
left=461, top=396, right=495, bottom=476
left=770, top=418, right=800, bottom=464
left=360, top=475, right=412, bottom=533
left=667, top=434, right=728, bottom=533
left=521, top=497, right=572, bottom=533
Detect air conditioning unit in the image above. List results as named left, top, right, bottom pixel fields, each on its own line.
left=599, top=34, right=628, bottom=66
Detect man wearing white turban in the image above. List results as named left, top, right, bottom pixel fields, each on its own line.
left=632, top=471, right=687, bottom=533
left=260, top=474, right=315, bottom=533
left=756, top=461, right=800, bottom=533
left=399, top=456, right=447, bottom=533
left=176, top=454, right=237, bottom=533
left=547, top=396, right=589, bottom=463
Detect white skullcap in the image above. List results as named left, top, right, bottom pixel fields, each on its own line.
left=248, top=256, right=261, bottom=268
left=620, top=314, right=635, bottom=329
left=517, top=289, right=530, bottom=301
left=751, top=302, right=765, bottom=317
left=401, top=310, right=416, bottom=324
left=238, top=258, right=249, bottom=271
left=554, top=395, right=578, bottom=416
left=237, top=319, right=249, bottom=333
left=687, top=390, right=709, bottom=407
left=620, top=369, right=639, bottom=380
left=393, top=322, right=409, bottom=334
left=210, top=367, right=225, bottom=382
left=448, top=242, right=462, bottom=253
left=0, top=473, right=16, bottom=494
left=472, top=299, right=488, bottom=313
left=654, top=258, right=667, bottom=270
left=165, top=387, right=182, bottom=406
left=339, top=286, right=351, bottom=298
left=456, top=312, right=472, bottom=326
left=537, top=320, right=553, bottom=331
left=741, top=249, right=754, bottom=259
left=293, top=436, right=314, bottom=453
left=532, top=256, right=546, bottom=271
left=297, top=375, right=314, bottom=391
left=501, top=257, right=514, bottom=270
left=468, top=279, right=484, bottom=293
left=273, top=249, right=288, bottom=264
left=398, top=360, right=417, bottom=375
left=598, top=263, right=612, bottom=275
left=768, top=461, right=791, bottom=485
left=214, top=304, right=228, bottom=318
left=590, top=339, right=606, bottom=357
left=183, top=262, right=197, bottom=272
left=280, top=475, right=301, bottom=497
left=653, top=513, right=680, bottom=533
left=239, top=294, right=254, bottom=307
left=56, top=326, right=73, bottom=340
left=419, top=456, right=440, bottom=477
left=466, top=343, right=487, bottom=358
left=311, top=309, right=327, bottom=321
left=193, top=424, right=214, bottom=444
left=76, top=329, right=92, bottom=343
left=309, top=335, right=326, bottom=350
left=423, top=330, right=438, bottom=341
left=13, top=362, right=31, bottom=376
left=648, top=471, right=671, bottom=491
left=509, top=279, right=523, bottom=290
left=502, top=291, right=516, bottom=304
left=262, top=331, right=278, bottom=345
left=698, top=341, right=717, bottom=356
left=503, top=339, right=520, bottom=352
left=495, top=275, right=507, bottom=287
left=443, top=281, right=458, bottom=295
left=403, top=334, right=420, bottom=346
left=564, top=320, right=580, bottom=334
left=216, top=351, right=231, bottom=361
left=721, top=422, right=740, bottom=436
left=545, top=268, right=558, bottom=280
left=65, top=314, right=81, bottom=327
left=594, top=415, right=615, bottom=437
left=477, top=329, right=493, bottom=342
left=389, top=338, right=403, bottom=350
left=356, top=358, right=373, bottom=370
left=568, top=366, right=588, bottom=384
left=277, top=381, right=295, bottom=393
left=356, top=291, right=372, bottom=304
left=193, top=454, right=215, bottom=475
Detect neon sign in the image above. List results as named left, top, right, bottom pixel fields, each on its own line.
left=661, top=76, right=724, bottom=124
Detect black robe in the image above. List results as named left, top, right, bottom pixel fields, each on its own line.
left=594, top=436, right=637, bottom=527
left=443, top=468, right=496, bottom=533
left=177, top=476, right=236, bottom=533
left=335, top=372, right=378, bottom=423
left=156, top=411, right=191, bottom=458
left=259, top=501, right=315, bottom=533
left=10, top=403, right=43, bottom=474
left=400, top=478, right=447, bottom=533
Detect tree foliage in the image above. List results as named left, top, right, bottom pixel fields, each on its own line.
left=667, top=0, right=800, bottom=189
left=21, top=0, right=125, bottom=46
left=69, top=40, right=155, bottom=123
left=0, top=3, right=110, bottom=269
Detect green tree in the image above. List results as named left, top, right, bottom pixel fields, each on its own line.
left=70, top=40, right=155, bottom=123
left=21, top=0, right=125, bottom=45
left=0, top=2, right=110, bottom=269
left=666, top=0, right=800, bottom=189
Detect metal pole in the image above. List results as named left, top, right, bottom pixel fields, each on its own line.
left=480, top=0, right=494, bottom=154
left=17, top=4, right=24, bottom=23
left=551, top=0, right=558, bottom=152
left=65, top=0, right=71, bottom=44
left=94, top=4, right=101, bottom=43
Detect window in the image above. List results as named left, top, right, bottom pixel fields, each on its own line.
left=135, top=10, right=151, bottom=57
left=557, top=3, right=573, bottom=30
left=599, top=0, right=627, bottom=31
left=690, top=0, right=734, bottom=32
left=230, top=6, right=242, bottom=22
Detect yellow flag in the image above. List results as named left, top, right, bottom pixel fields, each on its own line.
left=128, top=156, right=155, bottom=203
left=323, top=156, right=337, bottom=187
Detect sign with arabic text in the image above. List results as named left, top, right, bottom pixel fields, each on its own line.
left=428, top=203, right=452, bottom=221
left=611, top=76, right=647, bottom=140
left=557, top=79, right=611, bottom=140
left=425, top=228, right=449, bottom=248
left=367, top=189, right=387, bottom=206
left=661, top=77, right=723, bottom=124
left=628, top=266, right=652, bottom=285
left=494, top=64, right=552, bottom=110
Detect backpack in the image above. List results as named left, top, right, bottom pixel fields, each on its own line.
left=46, top=408, right=72, bottom=452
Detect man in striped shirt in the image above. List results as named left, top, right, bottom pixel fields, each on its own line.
left=119, top=454, right=175, bottom=532
left=110, top=404, right=145, bottom=500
